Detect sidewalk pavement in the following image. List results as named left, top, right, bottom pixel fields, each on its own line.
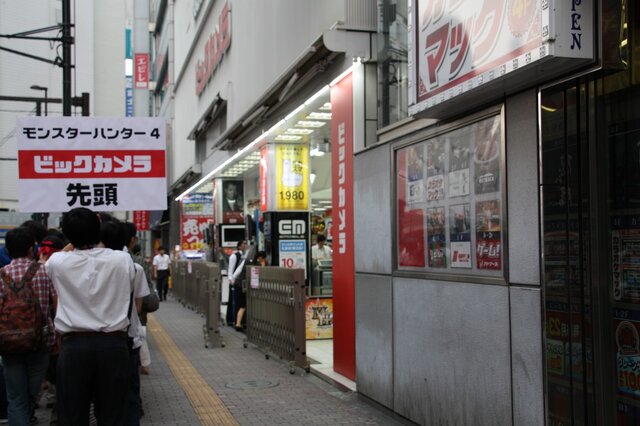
left=34, top=294, right=409, bottom=425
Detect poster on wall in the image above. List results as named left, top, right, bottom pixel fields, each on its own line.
left=448, top=136, right=470, bottom=197
left=305, top=298, right=333, bottom=340
left=407, top=144, right=425, bottom=204
left=427, top=207, right=446, bottom=268
left=276, top=144, right=309, bottom=210
left=396, top=114, right=503, bottom=277
left=449, top=203, right=471, bottom=268
left=180, top=215, right=211, bottom=251
left=611, top=215, right=640, bottom=304
left=475, top=199, right=501, bottom=270
left=613, top=309, right=640, bottom=401
left=474, top=118, right=501, bottom=194
left=426, top=139, right=445, bottom=201
left=221, top=180, right=244, bottom=224
left=397, top=149, right=426, bottom=267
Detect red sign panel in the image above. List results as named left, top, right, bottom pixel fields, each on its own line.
left=180, top=214, right=211, bottom=251
left=260, top=147, right=268, bottom=211
left=134, top=53, right=149, bottom=89
left=195, top=2, right=231, bottom=95
left=133, top=210, right=149, bottom=231
left=331, top=72, right=355, bottom=380
left=18, top=150, right=165, bottom=179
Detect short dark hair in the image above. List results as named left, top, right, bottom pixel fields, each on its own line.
left=5, top=226, right=36, bottom=258
left=62, top=208, right=101, bottom=248
left=236, top=240, right=246, bottom=250
left=20, top=220, right=47, bottom=243
left=256, top=251, right=267, bottom=259
left=316, top=234, right=326, bottom=243
left=100, top=220, right=126, bottom=251
left=157, top=246, right=166, bottom=252
left=123, top=222, right=137, bottom=247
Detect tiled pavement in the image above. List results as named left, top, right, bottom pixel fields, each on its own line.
left=35, top=295, right=409, bottom=425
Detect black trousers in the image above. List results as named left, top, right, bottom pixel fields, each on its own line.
left=57, top=334, right=130, bottom=426
left=156, top=270, right=169, bottom=300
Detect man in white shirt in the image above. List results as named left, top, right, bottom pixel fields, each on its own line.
left=152, top=246, right=171, bottom=301
left=311, top=234, right=332, bottom=264
left=46, top=208, right=137, bottom=425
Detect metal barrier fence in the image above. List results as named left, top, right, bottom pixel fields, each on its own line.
left=244, top=266, right=309, bottom=373
left=171, top=260, right=223, bottom=348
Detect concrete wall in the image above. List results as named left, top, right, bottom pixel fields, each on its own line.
left=353, top=90, right=544, bottom=425
left=171, top=0, right=344, bottom=182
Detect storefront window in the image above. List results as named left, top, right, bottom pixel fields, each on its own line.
left=394, top=112, right=505, bottom=280
left=378, top=0, right=408, bottom=128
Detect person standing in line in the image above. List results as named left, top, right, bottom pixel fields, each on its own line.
left=228, top=240, right=248, bottom=331
left=46, top=207, right=136, bottom=425
left=1, top=226, right=57, bottom=425
left=152, top=246, right=171, bottom=302
left=100, top=220, right=149, bottom=425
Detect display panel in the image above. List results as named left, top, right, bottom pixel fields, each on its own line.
left=396, top=113, right=505, bottom=279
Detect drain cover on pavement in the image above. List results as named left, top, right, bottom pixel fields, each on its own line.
left=225, top=379, right=280, bottom=389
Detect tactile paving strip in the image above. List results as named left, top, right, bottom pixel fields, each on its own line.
left=147, top=315, right=239, bottom=425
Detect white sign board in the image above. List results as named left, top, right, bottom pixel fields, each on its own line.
left=17, top=117, right=167, bottom=212
left=279, top=239, right=307, bottom=279
left=408, top=0, right=594, bottom=115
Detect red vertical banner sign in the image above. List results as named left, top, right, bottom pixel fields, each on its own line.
left=331, top=72, right=355, bottom=380
left=134, top=53, right=149, bottom=89
left=133, top=210, right=149, bottom=231
left=260, top=147, right=268, bottom=212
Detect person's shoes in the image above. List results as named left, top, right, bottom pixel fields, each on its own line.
left=29, top=415, right=38, bottom=424
left=235, top=325, right=244, bottom=332
left=0, top=414, right=8, bottom=424
left=140, top=366, right=150, bottom=375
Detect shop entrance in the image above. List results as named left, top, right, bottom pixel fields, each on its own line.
left=540, top=67, right=640, bottom=424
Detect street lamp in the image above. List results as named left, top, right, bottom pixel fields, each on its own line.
left=30, top=85, right=48, bottom=116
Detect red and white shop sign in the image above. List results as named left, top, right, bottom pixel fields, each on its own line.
left=409, top=0, right=594, bottom=114
left=180, top=215, right=211, bottom=251
left=195, top=2, right=231, bottom=96
left=134, top=210, right=149, bottom=231
left=16, top=117, right=167, bottom=213
left=134, top=53, right=149, bottom=89
left=331, top=72, right=355, bottom=380
left=260, top=147, right=268, bottom=212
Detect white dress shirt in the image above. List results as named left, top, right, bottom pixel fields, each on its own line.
left=46, top=247, right=136, bottom=333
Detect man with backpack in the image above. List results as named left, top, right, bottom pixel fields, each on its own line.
left=0, top=226, right=57, bottom=425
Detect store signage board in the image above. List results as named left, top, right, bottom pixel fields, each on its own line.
left=134, top=53, right=149, bottom=89
left=17, top=117, right=167, bottom=212
left=133, top=210, right=149, bottom=231
left=408, top=0, right=594, bottom=117
left=195, top=2, right=231, bottom=96
left=275, top=144, right=309, bottom=210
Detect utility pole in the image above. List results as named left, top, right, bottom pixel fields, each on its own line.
left=62, top=0, right=72, bottom=116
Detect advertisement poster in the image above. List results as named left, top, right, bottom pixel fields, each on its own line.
left=279, top=240, right=307, bottom=278
left=407, top=144, right=425, bottom=204
left=427, top=207, right=446, bottom=268
left=276, top=144, right=309, bottom=210
left=182, top=192, right=213, bottom=216
left=448, top=137, right=470, bottom=197
left=305, top=298, right=333, bottom=340
left=17, top=117, right=166, bottom=213
left=449, top=203, right=471, bottom=268
left=221, top=180, right=244, bottom=223
left=476, top=199, right=501, bottom=270
left=474, top=118, right=501, bottom=194
left=397, top=149, right=426, bottom=267
left=426, top=139, right=445, bottom=201
left=180, top=215, right=211, bottom=251
left=612, top=216, right=640, bottom=303
left=614, top=309, right=640, bottom=400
